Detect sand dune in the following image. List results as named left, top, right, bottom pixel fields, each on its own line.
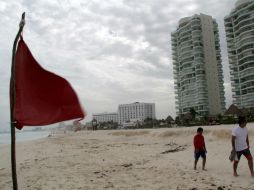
left=1, top=124, right=254, bottom=189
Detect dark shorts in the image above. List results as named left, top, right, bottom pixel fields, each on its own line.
left=194, top=150, right=206, bottom=160
left=235, top=148, right=253, bottom=162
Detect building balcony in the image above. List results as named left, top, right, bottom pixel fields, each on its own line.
left=235, top=22, right=254, bottom=36
left=237, top=41, right=254, bottom=51
left=234, top=15, right=254, bottom=29
left=179, top=29, right=192, bottom=37
left=238, top=56, right=254, bottom=66
left=180, top=52, right=193, bottom=60
left=179, top=39, right=192, bottom=47
left=237, top=45, right=254, bottom=56
left=236, top=27, right=254, bottom=42
left=193, top=46, right=203, bottom=52
left=236, top=37, right=254, bottom=47
left=240, top=67, right=254, bottom=76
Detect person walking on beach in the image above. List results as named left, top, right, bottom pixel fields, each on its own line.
left=193, top=127, right=207, bottom=170
left=231, top=116, right=254, bottom=177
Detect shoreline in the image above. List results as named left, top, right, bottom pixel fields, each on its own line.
left=0, top=130, right=52, bottom=145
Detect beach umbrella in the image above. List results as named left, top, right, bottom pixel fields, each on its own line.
left=165, top=115, right=174, bottom=124
left=10, top=13, right=85, bottom=190
left=224, top=104, right=243, bottom=116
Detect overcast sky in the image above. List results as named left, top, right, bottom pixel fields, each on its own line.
left=0, top=0, right=237, bottom=130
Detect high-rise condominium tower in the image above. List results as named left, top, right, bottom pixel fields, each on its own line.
left=171, top=13, right=225, bottom=117
left=224, top=0, right=254, bottom=108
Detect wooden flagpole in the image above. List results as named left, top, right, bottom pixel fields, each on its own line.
left=10, top=12, right=25, bottom=190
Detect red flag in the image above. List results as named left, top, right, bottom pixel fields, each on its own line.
left=13, top=37, right=85, bottom=129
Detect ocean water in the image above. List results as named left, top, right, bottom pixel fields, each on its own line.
left=0, top=130, right=50, bottom=145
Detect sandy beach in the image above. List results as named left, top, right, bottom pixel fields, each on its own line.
left=1, top=124, right=254, bottom=190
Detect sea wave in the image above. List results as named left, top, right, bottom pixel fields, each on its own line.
left=0, top=130, right=50, bottom=144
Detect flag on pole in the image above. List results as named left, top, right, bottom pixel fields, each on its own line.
left=13, top=37, right=85, bottom=129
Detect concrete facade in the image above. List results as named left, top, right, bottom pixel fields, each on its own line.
left=224, top=0, right=254, bottom=108
left=118, top=102, right=156, bottom=124
left=171, top=13, right=225, bottom=117
left=92, top=112, right=118, bottom=123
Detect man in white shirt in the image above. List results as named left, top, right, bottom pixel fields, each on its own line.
left=232, top=116, right=254, bottom=177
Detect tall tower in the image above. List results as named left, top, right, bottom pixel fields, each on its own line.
left=171, top=13, right=225, bottom=117
left=224, top=0, right=254, bottom=109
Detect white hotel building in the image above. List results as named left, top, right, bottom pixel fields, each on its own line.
left=224, top=0, right=254, bottom=108
left=118, top=102, right=156, bottom=124
left=92, top=112, right=118, bottom=123
left=171, top=13, right=225, bottom=117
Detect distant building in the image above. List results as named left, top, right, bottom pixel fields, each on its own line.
left=171, top=13, right=226, bottom=117
left=92, top=112, right=118, bottom=123
left=118, top=102, right=156, bottom=124
left=224, top=0, right=254, bottom=108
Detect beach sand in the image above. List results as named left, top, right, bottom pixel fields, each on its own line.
left=1, top=124, right=254, bottom=190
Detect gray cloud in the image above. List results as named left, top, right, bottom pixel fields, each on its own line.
left=0, top=0, right=236, bottom=130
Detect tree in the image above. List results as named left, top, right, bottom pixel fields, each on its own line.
left=143, top=117, right=153, bottom=128
left=175, top=116, right=181, bottom=125
left=189, top=107, right=197, bottom=120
